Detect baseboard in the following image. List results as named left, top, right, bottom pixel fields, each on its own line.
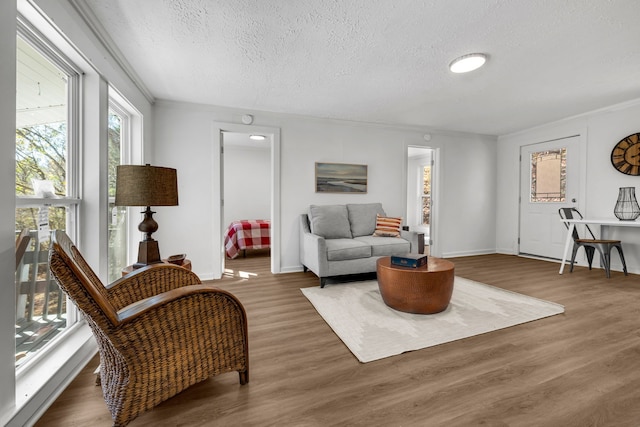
left=281, top=265, right=305, bottom=274
left=198, top=272, right=216, bottom=281
left=441, top=249, right=497, bottom=258
left=518, top=254, right=639, bottom=276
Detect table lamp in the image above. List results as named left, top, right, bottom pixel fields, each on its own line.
left=115, top=164, right=178, bottom=268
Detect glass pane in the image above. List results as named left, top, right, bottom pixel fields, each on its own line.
left=15, top=207, right=68, bottom=367
left=16, top=36, right=74, bottom=368
left=108, top=110, right=127, bottom=282
left=421, top=196, right=430, bottom=225
left=16, top=38, right=68, bottom=198
left=530, top=149, right=566, bottom=202
left=421, top=165, right=431, bottom=226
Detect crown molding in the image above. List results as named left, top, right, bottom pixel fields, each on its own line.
left=67, top=0, right=155, bottom=104
left=501, top=96, right=640, bottom=140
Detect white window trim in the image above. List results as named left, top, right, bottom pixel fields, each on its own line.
left=15, top=16, right=83, bottom=371
left=7, top=4, right=98, bottom=425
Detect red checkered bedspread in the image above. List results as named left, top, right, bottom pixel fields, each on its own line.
left=224, top=219, right=270, bottom=259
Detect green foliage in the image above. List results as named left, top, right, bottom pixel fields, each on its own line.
left=108, top=113, right=121, bottom=197
left=15, top=122, right=68, bottom=232
left=16, top=123, right=67, bottom=196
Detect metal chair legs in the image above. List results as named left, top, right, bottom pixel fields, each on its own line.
left=569, top=242, right=628, bottom=278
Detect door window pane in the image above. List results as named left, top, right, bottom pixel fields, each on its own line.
left=421, top=165, right=431, bottom=225
left=530, top=149, right=566, bottom=202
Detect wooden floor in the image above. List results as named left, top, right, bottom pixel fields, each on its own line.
left=36, top=252, right=640, bottom=426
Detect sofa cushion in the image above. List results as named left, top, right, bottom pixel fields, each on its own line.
left=309, top=204, right=352, bottom=239
left=354, top=236, right=410, bottom=256
left=372, top=214, right=402, bottom=237
left=347, top=203, right=386, bottom=237
left=326, top=239, right=371, bottom=261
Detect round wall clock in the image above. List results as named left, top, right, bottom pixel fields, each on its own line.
left=611, top=132, right=640, bottom=176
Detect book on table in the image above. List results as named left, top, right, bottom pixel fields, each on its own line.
left=390, top=253, right=428, bottom=268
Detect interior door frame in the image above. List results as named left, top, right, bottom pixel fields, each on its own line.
left=212, top=122, right=281, bottom=278
left=404, top=145, right=440, bottom=257
left=518, top=131, right=587, bottom=259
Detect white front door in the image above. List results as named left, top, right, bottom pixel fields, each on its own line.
left=519, top=136, right=581, bottom=260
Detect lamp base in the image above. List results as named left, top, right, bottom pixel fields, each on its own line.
left=133, top=239, right=162, bottom=268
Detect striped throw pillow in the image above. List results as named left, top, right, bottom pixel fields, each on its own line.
left=373, top=214, right=402, bottom=237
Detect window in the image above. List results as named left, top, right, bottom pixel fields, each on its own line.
left=15, top=27, right=81, bottom=368
left=107, top=101, right=130, bottom=282
left=530, top=149, right=566, bottom=202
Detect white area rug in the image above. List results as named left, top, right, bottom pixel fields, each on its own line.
left=301, top=278, right=564, bottom=363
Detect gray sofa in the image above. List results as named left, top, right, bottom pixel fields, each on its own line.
left=299, top=203, right=423, bottom=287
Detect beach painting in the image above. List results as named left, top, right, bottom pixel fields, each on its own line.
left=315, top=162, right=368, bottom=193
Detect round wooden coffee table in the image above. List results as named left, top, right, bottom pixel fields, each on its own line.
left=376, top=256, right=455, bottom=314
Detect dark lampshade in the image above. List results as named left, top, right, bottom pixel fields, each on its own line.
left=115, top=164, right=179, bottom=268
left=115, top=164, right=178, bottom=207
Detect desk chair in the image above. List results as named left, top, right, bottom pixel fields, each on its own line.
left=559, top=207, right=628, bottom=278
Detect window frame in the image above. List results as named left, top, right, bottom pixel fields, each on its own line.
left=107, top=96, right=132, bottom=282
left=15, top=17, right=82, bottom=374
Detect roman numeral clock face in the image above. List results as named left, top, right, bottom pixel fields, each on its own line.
left=611, top=133, right=640, bottom=176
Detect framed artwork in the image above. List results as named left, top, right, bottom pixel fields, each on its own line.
left=315, top=162, right=368, bottom=193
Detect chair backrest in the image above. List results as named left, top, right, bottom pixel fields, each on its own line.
left=49, top=230, right=120, bottom=328
left=558, top=207, right=596, bottom=240
left=15, top=228, right=31, bottom=270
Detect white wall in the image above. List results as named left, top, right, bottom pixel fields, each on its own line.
left=497, top=99, right=640, bottom=274
left=153, top=100, right=498, bottom=279
left=223, top=145, right=271, bottom=227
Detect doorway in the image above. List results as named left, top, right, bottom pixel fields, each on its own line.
left=406, top=146, right=436, bottom=255
left=222, top=131, right=271, bottom=260
left=213, top=122, right=281, bottom=279
left=519, top=135, right=582, bottom=260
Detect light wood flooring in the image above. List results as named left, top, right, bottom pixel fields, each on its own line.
left=35, top=252, right=640, bottom=426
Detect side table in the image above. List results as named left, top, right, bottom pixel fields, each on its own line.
left=121, top=259, right=192, bottom=277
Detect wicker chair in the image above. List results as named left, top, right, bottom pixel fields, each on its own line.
left=48, top=230, right=249, bottom=427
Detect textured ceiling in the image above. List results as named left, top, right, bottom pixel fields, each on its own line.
left=81, top=0, right=640, bottom=136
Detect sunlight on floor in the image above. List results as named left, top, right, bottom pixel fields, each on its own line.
left=223, top=268, right=258, bottom=279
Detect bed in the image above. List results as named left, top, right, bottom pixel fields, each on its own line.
left=224, top=219, right=270, bottom=259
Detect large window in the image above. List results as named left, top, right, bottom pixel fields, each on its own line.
left=108, top=100, right=131, bottom=282
left=15, top=28, right=80, bottom=368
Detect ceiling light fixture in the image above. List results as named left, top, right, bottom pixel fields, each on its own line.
left=249, top=135, right=266, bottom=141
left=449, top=53, right=487, bottom=73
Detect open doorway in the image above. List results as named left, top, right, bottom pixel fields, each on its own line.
left=406, top=146, right=435, bottom=255
left=222, top=131, right=272, bottom=270
left=213, top=122, right=281, bottom=279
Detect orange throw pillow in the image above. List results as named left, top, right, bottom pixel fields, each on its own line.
left=373, top=214, right=402, bottom=237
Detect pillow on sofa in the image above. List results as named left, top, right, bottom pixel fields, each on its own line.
left=347, top=203, right=386, bottom=237
left=309, top=204, right=352, bottom=239
left=373, top=214, right=402, bottom=237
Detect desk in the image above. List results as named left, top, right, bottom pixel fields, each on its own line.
left=121, top=259, right=192, bottom=276
left=559, top=218, right=640, bottom=274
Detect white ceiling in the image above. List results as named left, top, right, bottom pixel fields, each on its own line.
left=81, top=0, right=640, bottom=136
